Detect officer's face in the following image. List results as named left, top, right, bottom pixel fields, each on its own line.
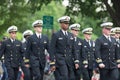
left=9, top=31, right=17, bottom=39
left=84, top=34, right=92, bottom=40
left=110, top=34, right=115, bottom=38
left=71, top=29, right=79, bottom=36
left=115, top=33, right=120, bottom=39
left=103, top=28, right=111, bottom=36
left=60, top=22, right=69, bottom=30
left=34, top=26, right=42, bottom=33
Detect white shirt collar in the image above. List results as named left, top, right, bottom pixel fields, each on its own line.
left=35, top=32, right=41, bottom=38
left=10, top=38, right=15, bottom=42
left=103, top=34, right=110, bottom=39
left=85, top=39, right=90, bottom=42
left=61, top=29, right=67, bottom=35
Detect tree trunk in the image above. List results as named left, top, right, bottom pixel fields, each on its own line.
left=103, top=0, right=120, bottom=26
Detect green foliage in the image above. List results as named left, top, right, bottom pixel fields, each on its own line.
left=1, top=31, right=23, bottom=41
left=0, top=0, right=112, bottom=40
left=0, top=1, right=66, bottom=40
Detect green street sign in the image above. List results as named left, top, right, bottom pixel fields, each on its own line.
left=43, top=16, right=53, bottom=29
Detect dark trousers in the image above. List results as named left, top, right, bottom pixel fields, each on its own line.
left=21, top=66, right=33, bottom=80
left=32, top=66, right=44, bottom=80
left=54, top=63, right=75, bottom=80
left=99, top=68, right=119, bottom=80
left=54, top=67, right=61, bottom=80
left=82, top=67, right=93, bottom=80
left=74, top=67, right=82, bottom=80
left=6, top=66, right=19, bottom=80
left=118, top=69, right=120, bottom=80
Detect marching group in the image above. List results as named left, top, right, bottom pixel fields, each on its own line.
left=0, top=15, right=120, bottom=80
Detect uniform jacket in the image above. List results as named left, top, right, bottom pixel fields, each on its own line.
left=74, top=37, right=84, bottom=66
left=49, top=30, right=77, bottom=67
left=0, top=39, right=24, bottom=67
left=26, top=34, right=49, bottom=68
left=95, top=35, right=120, bottom=69
left=82, top=39, right=95, bottom=69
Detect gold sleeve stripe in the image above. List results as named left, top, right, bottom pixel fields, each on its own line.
left=50, top=62, right=55, bottom=65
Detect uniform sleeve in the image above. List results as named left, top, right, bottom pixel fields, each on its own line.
left=94, top=39, right=103, bottom=64
left=45, top=36, right=49, bottom=51
left=115, top=42, right=120, bottom=64
left=21, top=42, right=29, bottom=64
left=20, top=42, right=25, bottom=58
left=26, top=37, right=32, bottom=60
left=81, top=41, right=88, bottom=65
left=73, top=39, right=80, bottom=64
left=49, top=33, right=57, bottom=65
left=0, top=41, right=5, bottom=59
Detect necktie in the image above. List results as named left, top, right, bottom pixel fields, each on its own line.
left=65, top=31, right=67, bottom=36
left=12, top=39, right=15, bottom=44
left=88, top=40, right=91, bottom=47
left=38, top=35, right=41, bottom=39
left=108, top=37, right=111, bottom=42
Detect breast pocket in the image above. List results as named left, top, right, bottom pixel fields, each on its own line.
left=102, top=42, right=109, bottom=48
left=31, top=42, right=38, bottom=50
left=6, top=44, right=12, bottom=50
left=15, top=44, right=21, bottom=51
left=57, top=37, right=64, bottom=43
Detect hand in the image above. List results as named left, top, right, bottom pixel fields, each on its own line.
left=117, top=64, right=120, bottom=68
left=25, top=64, right=30, bottom=68
left=84, top=65, right=88, bottom=68
left=99, top=63, right=105, bottom=68
left=75, top=64, right=79, bottom=69
left=50, top=66, right=56, bottom=72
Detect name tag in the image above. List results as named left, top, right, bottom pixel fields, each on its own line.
left=78, top=42, right=82, bottom=45
left=84, top=46, right=87, bottom=48
left=16, top=45, right=20, bottom=46
left=58, top=37, right=63, bottom=40
left=103, top=43, right=108, bottom=45
left=70, top=37, right=74, bottom=40
left=44, top=41, right=47, bottom=44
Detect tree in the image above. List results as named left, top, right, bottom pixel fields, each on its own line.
left=102, top=0, right=120, bottom=26
left=0, top=0, right=65, bottom=40
left=0, top=0, right=52, bottom=33
left=65, top=0, right=120, bottom=26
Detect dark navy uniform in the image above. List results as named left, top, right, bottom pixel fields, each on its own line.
left=49, top=30, right=77, bottom=80
left=95, top=22, right=120, bottom=80
left=82, top=39, right=95, bottom=80
left=95, top=35, right=120, bottom=80
left=69, top=23, right=87, bottom=80
left=21, top=30, right=33, bottom=80
left=74, top=37, right=84, bottom=80
left=111, top=27, right=120, bottom=80
left=0, top=39, right=24, bottom=80
left=21, top=41, right=33, bottom=80
left=81, top=27, right=95, bottom=80
left=26, top=33, right=49, bottom=80
left=116, top=39, right=120, bottom=80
